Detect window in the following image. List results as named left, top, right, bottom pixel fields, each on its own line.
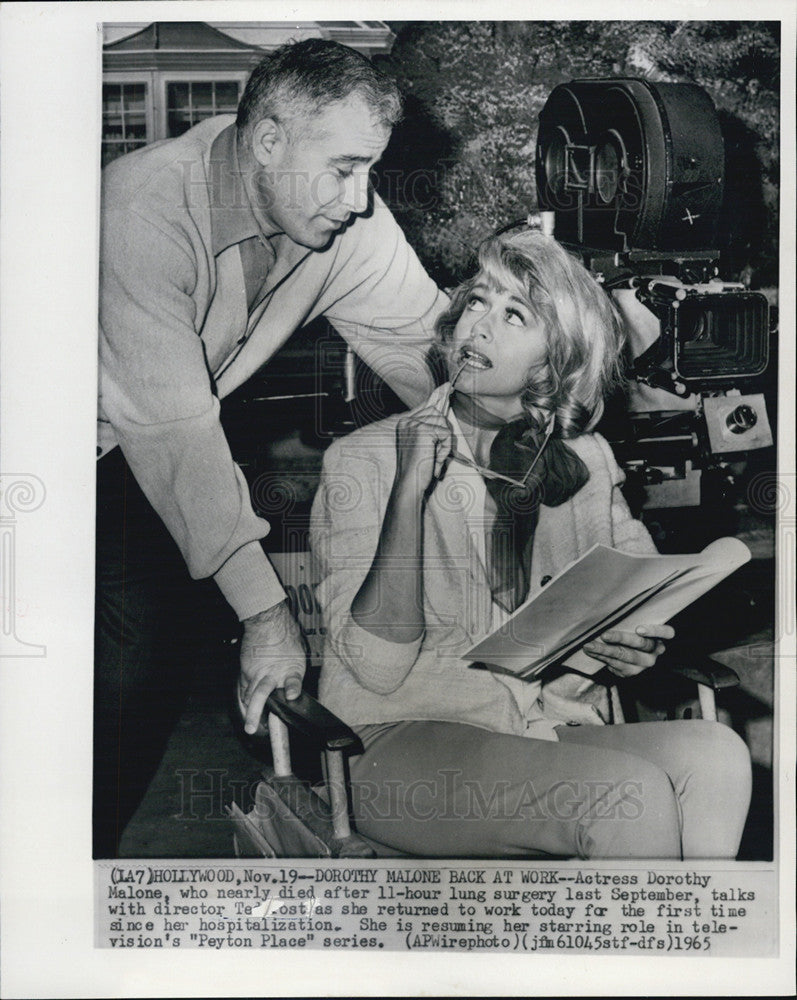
left=101, top=76, right=245, bottom=167
left=166, top=80, right=241, bottom=137
left=102, top=83, right=148, bottom=167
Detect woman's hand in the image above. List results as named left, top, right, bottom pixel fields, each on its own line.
left=350, top=404, right=452, bottom=644
left=394, top=403, right=454, bottom=492
left=583, top=623, right=675, bottom=678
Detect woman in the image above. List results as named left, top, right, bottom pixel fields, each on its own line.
left=309, top=230, right=751, bottom=858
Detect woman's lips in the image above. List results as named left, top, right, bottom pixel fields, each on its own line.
left=458, top=346, right=493, bottom=370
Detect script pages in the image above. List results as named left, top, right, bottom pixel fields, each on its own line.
left=464, top=537, right=751, bottom=679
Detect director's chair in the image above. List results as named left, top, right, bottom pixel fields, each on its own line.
left=227, top=551, right=741, bottom=860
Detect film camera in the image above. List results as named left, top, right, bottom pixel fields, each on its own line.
left=534, top=78, right=774, bottom=510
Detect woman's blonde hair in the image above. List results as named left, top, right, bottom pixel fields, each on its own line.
left=436, top=230, right=626, bottom=437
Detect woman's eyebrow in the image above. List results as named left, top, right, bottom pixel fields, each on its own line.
left=476, top=278, right=529, bottom=307
left=472, top=278, right=531, bottom=311
left=494, top=287, right=531, bottom=309
left=506, top=294, right=530, bottom=308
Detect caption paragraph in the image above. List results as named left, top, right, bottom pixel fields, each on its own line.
left=95, top=862, right=777, bottom=956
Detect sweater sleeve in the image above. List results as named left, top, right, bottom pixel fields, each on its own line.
left=99, top=203, right=285, bottom=619
left=315, top=195, right=448, bottom=410
left=309, top=435, right=424, bottom=693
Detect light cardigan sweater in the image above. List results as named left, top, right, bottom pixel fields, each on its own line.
left=98, top=116, right=446, bottom=620
left=310, top=385, right=658, bottom=736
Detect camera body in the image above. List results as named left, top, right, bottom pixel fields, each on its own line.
left=535, top=78, right=773, bottom=510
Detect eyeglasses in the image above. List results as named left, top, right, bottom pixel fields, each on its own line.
left=447, top=414, right=555, bottom=488
left=439, top=363, right=555, bottom=488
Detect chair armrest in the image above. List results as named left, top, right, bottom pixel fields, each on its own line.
left=569, top=657, right=739, bottom=693
left=266, top=688, right=364, bottom=755
left=664, top=657, right=740, bottom=691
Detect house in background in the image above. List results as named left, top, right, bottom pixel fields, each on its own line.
left=102, top=21, right=396, bottom=166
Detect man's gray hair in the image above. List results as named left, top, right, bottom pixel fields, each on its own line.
left=237, top=38, right=402, bottom=138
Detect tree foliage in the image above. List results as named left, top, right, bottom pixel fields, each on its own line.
left=376, top=21, right=780, bottom=286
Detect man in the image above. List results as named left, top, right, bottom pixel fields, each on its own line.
left=95, top=39, right=447, bottom=855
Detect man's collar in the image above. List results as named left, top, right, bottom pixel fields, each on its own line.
left=209, top=123, right=263, bottom=255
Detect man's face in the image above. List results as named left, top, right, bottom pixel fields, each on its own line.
left=254, top=95, right=391, bottom=249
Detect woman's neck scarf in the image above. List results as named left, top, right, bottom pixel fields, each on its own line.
left=451, top=391, right=590, bottom=612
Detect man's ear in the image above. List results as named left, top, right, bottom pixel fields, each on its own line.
left=250, top=118, right=282, bottom=166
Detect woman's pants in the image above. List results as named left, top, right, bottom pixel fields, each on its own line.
left=347, top=719, right=752, bottom=859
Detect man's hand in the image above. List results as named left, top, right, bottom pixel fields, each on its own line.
left=583, top=623, right=675, bottom=678
left=238, top=600, right=307, bottom=735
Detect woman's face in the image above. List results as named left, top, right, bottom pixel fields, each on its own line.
left=447, top=271, right=547, bottom=417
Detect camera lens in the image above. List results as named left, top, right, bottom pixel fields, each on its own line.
left=595, top=140, right=620, bottom=204
left=679, top=308, right=715, bottom=345
left=544, top=127, right=568, bottom=200
left=672, top=293, right=769, bottom=382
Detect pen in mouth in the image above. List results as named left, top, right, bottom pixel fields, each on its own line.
left=458, top=346, right=493, bottom=370
left=440, top=358, right=469, bottom=418
left=450, top=357, right=469, bottom=391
